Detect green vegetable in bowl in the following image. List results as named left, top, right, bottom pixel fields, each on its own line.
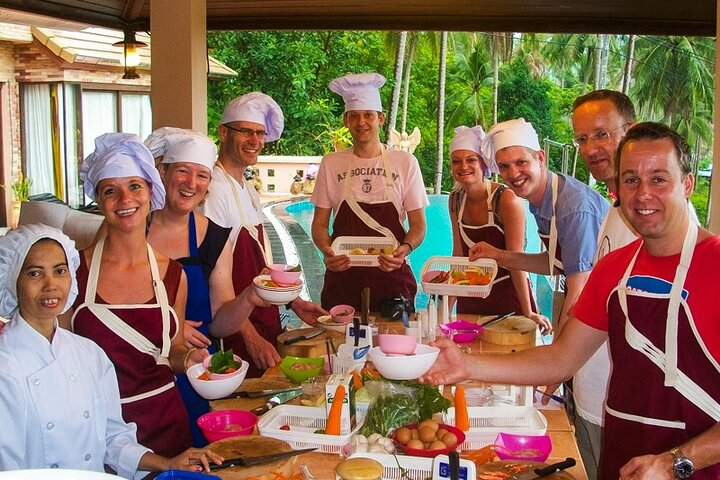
left=288, top=264, right=302, bottom=272
left=209, top=349, right=241, bottom=374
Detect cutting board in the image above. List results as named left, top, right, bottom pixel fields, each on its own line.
left=276, top=328, right=345, bottom=358
left=210, top=377, right=298, bottom=412
left=208, top=435, right=299, bottom=480
left=477, top=460, right=575, bottom=479
left=478, top=315, right=537, bottom=353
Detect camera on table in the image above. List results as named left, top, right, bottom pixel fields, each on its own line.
left=380, top=294, right=415, bottom=321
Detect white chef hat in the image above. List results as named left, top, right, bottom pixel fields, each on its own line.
left=219, top=92, right=284, bottom=142
left=329, top=73, right=386, bottom=112
left=81, top=132, right=166, bottom=211
left=144, top=127, right=217, bottom=174
left=481, top=118, right=541, bottom=166
left=0, top=224, right=80, bottom=318
left=450, top=125, right=498, bottom=175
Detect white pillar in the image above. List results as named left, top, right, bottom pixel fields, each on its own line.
left=150, top=0, right=208, bottom=133
left=709, top=0, right=720, bottom=233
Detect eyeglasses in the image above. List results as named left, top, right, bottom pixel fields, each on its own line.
left=573, top=123, right=631, bottom=148
left=223, top=124, right=267, bottom=139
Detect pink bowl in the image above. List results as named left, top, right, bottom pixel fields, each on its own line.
left=329, top=304, right=355, bottom=324
left=197, top=409, right=257, bottom=442
left=494, top=432, right=552, bottom=462
left=438, top=319, right=483, bottom=344
left=268, top=263, right=302, bottom=286
left=377, top=333, right=418, bottom=355
left=202, top=353, right=245, bottom=380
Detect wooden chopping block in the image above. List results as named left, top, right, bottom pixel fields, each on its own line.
left=477, top=461, right=575, bottom=479
left=208, top=435, right=298, bottom=480
left=277, top=328, right=345, bottom=358
left=478, top=315, right=537, bottom=353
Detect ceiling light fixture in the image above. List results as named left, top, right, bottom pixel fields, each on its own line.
left=114, top=28, right=147, bottom=79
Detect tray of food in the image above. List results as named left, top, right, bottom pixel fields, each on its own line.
left=420, top=256, right=498, bottom=298
left=331, top=236, right=397, bottom=267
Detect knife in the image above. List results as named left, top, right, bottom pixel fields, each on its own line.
left=283, top=328, right=324, bottom=345
left=250, top=388, right=303, bottom=416
left=360, top=287, right=370, bottom=326
left=218, top=387, right=301, bottom=400
left=209, top=447, right=317, bottom=470
left=449, top=450, right=460, bottom=480
left=511, top=458, right=576, bottom=480
left=480, top=311, right=515, bottom=327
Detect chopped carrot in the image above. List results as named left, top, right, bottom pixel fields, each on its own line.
left=325, top=384, right=345, bottom=435
left=454, top=385, right=470, bottom=431
left=351, top=369, right=363, bottom=391
left=197, top=371, right=210, bottom=381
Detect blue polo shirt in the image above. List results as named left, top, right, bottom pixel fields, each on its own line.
left=530, top=171, right=609, bottom=275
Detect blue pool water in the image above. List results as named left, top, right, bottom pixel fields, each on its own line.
left=285, top=195, right=550, bottom=313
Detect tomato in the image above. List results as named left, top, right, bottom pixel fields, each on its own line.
left=279, top=424, right=291, bottom=431
left=197, top=371, right=210, bottom=381
left=224, top=367, right=237, bottom=374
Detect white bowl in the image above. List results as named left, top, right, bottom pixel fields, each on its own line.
left=317, top=314, right=349, bottom=333
left=368, top=344, right=440, bottom=380
left=253, top=275, right=302, bottom=305
left=186, top=360, right=249, bottom=400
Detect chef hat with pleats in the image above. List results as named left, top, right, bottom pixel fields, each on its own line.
left=450, top=125, right=498, bottom=175
left=329, top=73, right=386, bottom=112
left=144, top=127, right=217, bottom=174
left=219, top=92, right=284, bottom=142
left=0, top=224, right=80, bottom=319
left=481, top=118, right=541, bottom=167
left=81, top=132, right=165, bottom=211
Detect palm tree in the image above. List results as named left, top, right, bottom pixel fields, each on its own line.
left=387, top=31, right=407, bottom=135
left=621, top=34, right=636, bottom=94
left=435, top=31, right=448, bottom=194
left=445, top=44, right=494, bottom=128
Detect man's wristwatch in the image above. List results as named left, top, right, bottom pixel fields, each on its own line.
left=670, top=447, right=695, bottom=479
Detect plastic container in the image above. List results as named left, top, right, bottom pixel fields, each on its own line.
left=420, top=256, right=498, bottom=298
left=196, top=409, right=257, bottom=442
left=155, top=471, right=220, bottom=480
left=331, top=236, right=396, bottom=267
left=377, top=333, right=418, bottom=355
left=392, top=423, right=466, bottom=458
left=258, top=405, right=361, bottom=454
left=268, top=263, right=302, bottom=286
left=330, top=304, right=356, bottom=324
left=494, top=432, right=552, bottom=462
left=437, top=319, right=483, bottom=343
left=186, top=361, right=248, bottom=400
left=202, top=353, right=244, bottom=380
left=442, top=405, right=547, bottom=450
left=279, top=356, right=325, bottom=383
left=367, top=344, right=439, bottom=380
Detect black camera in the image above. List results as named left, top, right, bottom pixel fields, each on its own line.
left=380, top=294, right=415, bottom=321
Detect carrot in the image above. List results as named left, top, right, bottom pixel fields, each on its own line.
left=454, top=385, right=470, bottom=431
left=351, top=369, right=363, bottom=391
left=325, top=384, right=345, bottom=435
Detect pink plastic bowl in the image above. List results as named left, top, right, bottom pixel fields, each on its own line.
left=494, top=432, right=552, bottom=462
left=268, top=264, right=302, bottom=286
left=202, top=353, right=245, bottom=380
left=197, top=409, right=257, bottom=442
left=377, top=333, right=418, bottom=355
left=438, top=319, right=483, bottom=344
left=329, top=304, right=355, bottom=324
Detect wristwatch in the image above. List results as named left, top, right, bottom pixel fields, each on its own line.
left=670, top=447, right=695, bottom=479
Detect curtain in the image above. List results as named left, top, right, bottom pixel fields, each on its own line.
left=60, top=84, right=81, bottom=207
left=81, top=91, right=117, bottom=204
left=121, top=93, right=152, bottom=139
left=22, top=84, right=55, bottom=196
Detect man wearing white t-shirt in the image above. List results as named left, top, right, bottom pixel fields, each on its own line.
left=311, top=73, right=429, bottom=311
left=203, top=92, right=326, bottom=377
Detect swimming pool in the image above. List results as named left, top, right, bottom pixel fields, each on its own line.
left=285, top=195, right=550, bottom=314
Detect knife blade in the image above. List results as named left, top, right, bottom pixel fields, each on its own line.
left=218, top=387, right=301, bottom=400
left=250, top=388, right=302, bottom=416
left=480, top=311, right=515, bottom=327
left=209, top=447, right=317, bottom=470
left=283, top=328, right=324, bottom=345
left=512, top=458, right=576, bottom=480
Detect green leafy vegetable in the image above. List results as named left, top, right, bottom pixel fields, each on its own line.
left=209, top=349, right=241, bottom=374
left=288, top=264, right=302, bottom=272
left=360, top=393, right=418, bottom=437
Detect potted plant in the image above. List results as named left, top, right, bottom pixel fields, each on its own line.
left=2, top=172, right=32, bottom=228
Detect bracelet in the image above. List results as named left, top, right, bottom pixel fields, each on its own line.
left=183, top=347, right=198, bottom=371
left=401, top=242, right=413, bottom=252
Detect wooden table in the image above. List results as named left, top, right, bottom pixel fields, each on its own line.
left=209, top=313, right=588, bottom=479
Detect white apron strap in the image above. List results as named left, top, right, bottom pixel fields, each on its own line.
left=342, top=147, right=400, bottom=246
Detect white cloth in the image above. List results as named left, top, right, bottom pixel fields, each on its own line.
left=450, top=125, right=497, bottom=176
left=219, top=92, right=284, bottom=142
left=0, top=224, right=80, bottom=319
left=329, top=73, right=385, bottom=112
left=481, top=118, right=541, bottom=165
left=202, top=165, right=262, bottom=231
left=310, top=147, right=429, bottom=224
left=144, top=127, right=217, bottom=174
left=0, top=312, right=149, bottom=478
left=81, top=133, right=165, bottom=211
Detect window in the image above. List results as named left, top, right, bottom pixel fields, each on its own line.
left=268, top=169, right=275, bottom=177
left=268, top=184, right=275, bottom=192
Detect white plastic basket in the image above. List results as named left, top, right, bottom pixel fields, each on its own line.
left=452, top=383, right=534, bottom=408
left=257, top=405, right=361, bottom=454
left=420, top=256, right=498, bottom=298
left=343, top=453, right=433, bottom=480
left=331, top=236, right=397, bottom=267
left=442, top=406, right=547, bottom=450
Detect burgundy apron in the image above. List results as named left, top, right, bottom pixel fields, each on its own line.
left=72, top=238, right=192, bottom=457
left=321, top=148, right=416, bottom=311
left=601, top=224, right=720, bottom=479
left=456, top=181, right=536, bottom=315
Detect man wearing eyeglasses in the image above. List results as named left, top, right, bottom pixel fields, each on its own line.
left=203, top=92, right=327, bottom=377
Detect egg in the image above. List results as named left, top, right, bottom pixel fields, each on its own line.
left=418, top=426, right=436, bottom=443
left=406, top=439, right=424, bottom=450
left=395, top=427, right=412, bottom=445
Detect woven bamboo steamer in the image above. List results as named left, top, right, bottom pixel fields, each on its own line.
left=478, top=315, right=537, bottom=352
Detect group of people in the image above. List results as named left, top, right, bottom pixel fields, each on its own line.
left=0, top=68, right=717, bottom=480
